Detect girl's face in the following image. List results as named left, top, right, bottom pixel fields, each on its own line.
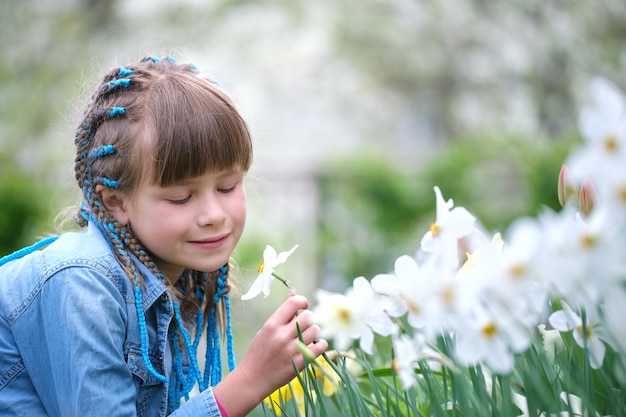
left=111, top=168, right=247, bottom=282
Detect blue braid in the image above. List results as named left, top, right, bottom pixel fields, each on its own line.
left=0, top=236, right=58, bottom=267
left=169, top=330, right=192, bottom=409
left=118, top=67, right=133, bottom=76
left=94, top=176, right=119, bottom=189
left=224, top=294, right=236, bottom=372
left=88, top=144, right=116, bottom=160
left=203, top=265, right=235, bottom=387
left=193, top=279, right=205, bottom=351
left=209, top=314, right=222, bottom=386
left=101, top=78, right=131, bottom=93
left=172, top=301, right=205, bottom=390
left=134, top=286, right=168, bottom=383
left=166, top=265, right=236, bottom=411
left=108, top=106, right=126, bottom=117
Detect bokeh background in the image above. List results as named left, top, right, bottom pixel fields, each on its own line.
left=2, top=0, right=625, bottom=412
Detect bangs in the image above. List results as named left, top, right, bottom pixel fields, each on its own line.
left=146, top=74, right=252, bottom=186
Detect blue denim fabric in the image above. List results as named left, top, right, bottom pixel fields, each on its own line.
left=0, top=223, right=223, bottom=416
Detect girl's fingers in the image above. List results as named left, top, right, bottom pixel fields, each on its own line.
left=292, top=310, right=314, bottom=331
left=271, top=295, right=309, bottom=323
left=308, top=338, right=328, bottom=357
left=297, top=324, right=321, bottom=346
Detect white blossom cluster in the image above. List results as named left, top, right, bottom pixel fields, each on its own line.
left=310, top=78, right=626, bottom=389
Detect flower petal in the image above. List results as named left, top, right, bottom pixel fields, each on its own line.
left=241, top=273, right=272, bottom=300
left=273, top=244, right=299, bottom=266
left=262, top=245, right=279, bottom=265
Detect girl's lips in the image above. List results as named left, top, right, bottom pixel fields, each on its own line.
left=189, top=234, right=229, bottom=249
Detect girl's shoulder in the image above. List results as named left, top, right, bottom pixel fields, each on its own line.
left=0, top=225, right=132, bottom=315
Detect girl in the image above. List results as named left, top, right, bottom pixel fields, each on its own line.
left=0, top=56, right=328, bottom=416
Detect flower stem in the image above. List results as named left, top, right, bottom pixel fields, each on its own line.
left=272, top=272, right=297, bottom=295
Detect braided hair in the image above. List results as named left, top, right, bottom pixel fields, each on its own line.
left=73, top=56, right=251, bottom=411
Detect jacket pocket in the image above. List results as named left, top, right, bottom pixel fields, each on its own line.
left=126, top=346, right=166, bottom=416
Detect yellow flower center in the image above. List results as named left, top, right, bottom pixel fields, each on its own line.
left=580, top=233, right=597, bottom=248
left=441, top=284, right=455, bottom=305
left=509, top=262, right=526, bottom=280
left=392, top=358, right=400, bottom=374
left=604, top=133, right=618, bottom=152
left=430, top=223, right=441, bottom=237
left=482, top=322, right=497, bottom=339
left=577, top=324, right=592, bottom=338
left=337, top=307, right=352, bottom=324
left=619, top=185, right=626, bottom=202
left=258, top=262, right=265, bottom=273
left=400, top=293, right=420, bottom=314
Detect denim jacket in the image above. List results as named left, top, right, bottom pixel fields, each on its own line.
left=0, top=223, right=223, bottom=416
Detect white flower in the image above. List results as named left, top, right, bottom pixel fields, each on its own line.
left=548, top=301, right=606, bottom=369
left=454, top=303, right=530, bottom=375
left=241, top=244, right=299, bottom=300
left=420, top=186, right=476, bottom=269
left=391, top=331, right=425, bottom=389
left=312, top=277, right=394, bottom=354
left=371, top=255, right=432, bottom=320
left=467, top=221, right=548, bottom=327
left=540, top=205, right=621, bottom=311
left=568, top=77, right=626, bottom=186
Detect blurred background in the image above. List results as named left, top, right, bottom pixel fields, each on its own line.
left=2, top=0, right=625, bottom=409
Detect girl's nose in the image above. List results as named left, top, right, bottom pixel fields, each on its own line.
left=197, top=194, right=227, bottom=226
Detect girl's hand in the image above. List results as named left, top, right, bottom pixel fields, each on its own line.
left=213, top=295, right=328, bottom=417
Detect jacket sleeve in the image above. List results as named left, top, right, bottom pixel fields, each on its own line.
left=170, top=388, right=225, bottom=417
left=15, top=264, right=139, bottom=417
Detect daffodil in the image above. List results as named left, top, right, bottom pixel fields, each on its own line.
left=391, top=331, right=425, bottom=389
left=420, top=186, right=476, bottom=269
left=241, top=244, right=298, bottom=300
left=567, top=77, right=626, bottom=205
left=454, top=302, right=530, bottom=374
left=548, top=301, right=607, bottom=369
left=312, top=276, right=394, bottom=354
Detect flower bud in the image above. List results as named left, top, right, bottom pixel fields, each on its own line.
left=557, top=165, right=578, bottom=207
left=578, top=180, right=596, bottom=217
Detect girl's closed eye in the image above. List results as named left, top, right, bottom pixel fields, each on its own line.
left=218, top=182, right=239, bottom=193
left=168, top=195, right=192, bottom=204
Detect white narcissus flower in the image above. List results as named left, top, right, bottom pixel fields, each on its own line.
left=568, top=77, right=626, bottom=185
left=391, top=331, right=425, bottom=389
left=241, top=244, right=298, bottom=300
left=371, top=255, right=432, bottom=320
left=548, top=301, right=606, bottom=369
left=312, top=277, right=394, bottom=354
left=420, top=186, right=476, bottom=269
left=540, top=205, right=621, bottom=313
left=454, top=303, right=529, bottom=375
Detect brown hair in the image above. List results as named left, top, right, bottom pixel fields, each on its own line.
left=74, top=56, right=252, bottom=324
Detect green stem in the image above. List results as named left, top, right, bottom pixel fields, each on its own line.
left=272, top=271, right=298, bottom=295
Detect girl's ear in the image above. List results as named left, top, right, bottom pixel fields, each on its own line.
left=95, top=185, right=130, bottom=226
